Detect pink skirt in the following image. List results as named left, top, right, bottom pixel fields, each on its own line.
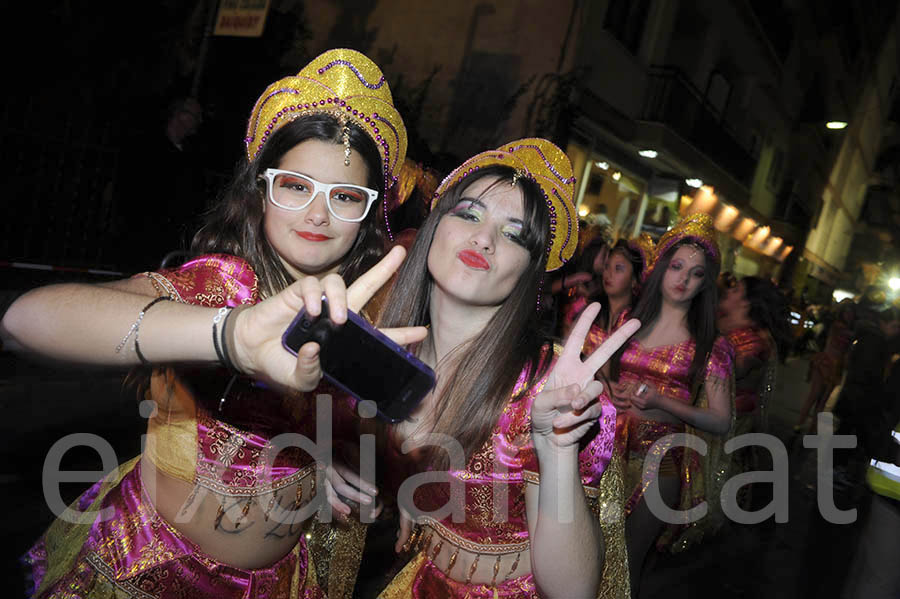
left=23, top=457, right=323, bottom=598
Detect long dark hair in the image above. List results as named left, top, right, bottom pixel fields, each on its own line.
left=742, top=276, right=791, bottom=360
left=191, top=114, right=386, bottom=297
left=611, top=239, right=720, bottom=396
left=378, top=165, right=552, bottom=467
left=587, top=239, right=643, bottom=330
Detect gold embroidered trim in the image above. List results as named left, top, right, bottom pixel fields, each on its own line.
left=417, top=519, right=530, bottom=555
left=194, top=462, right=317, bottom=497
left=85, top=552, right=157, bottom=599
left=145, top=272, right=185, bottom=303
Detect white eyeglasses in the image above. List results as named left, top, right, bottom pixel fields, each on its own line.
left=261, top=168, right=379, bottom=222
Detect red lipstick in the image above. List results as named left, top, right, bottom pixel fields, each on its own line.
left=458, top=250, right=490, bottom=270
left=297, top=231, right=331, bottom=242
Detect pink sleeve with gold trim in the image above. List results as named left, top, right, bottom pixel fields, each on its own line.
left=146, top=254, right=260, bottom=307
left=704, top=335, right=735, bottom=381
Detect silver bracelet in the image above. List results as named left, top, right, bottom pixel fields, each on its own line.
left=115, top=296, right=172, bottom=365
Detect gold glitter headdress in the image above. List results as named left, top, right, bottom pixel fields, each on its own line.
left=645, top=212, right=720, bottom=277
left=244, top=48, right=408, bottom=191
left=627, top=232, right=656, bottom=281
left=432, top=138, right=578, bottom=271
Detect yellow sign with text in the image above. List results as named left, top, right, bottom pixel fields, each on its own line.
left=214, top=0, right=270, bottom=38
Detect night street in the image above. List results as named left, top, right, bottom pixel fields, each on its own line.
left=4, top=1, right=900, bottom=597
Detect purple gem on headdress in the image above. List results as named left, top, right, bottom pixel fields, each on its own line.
left=327, top=98, right=333, bottom=103
left=334, top=97, right=341, bottom=103
left=340, top=100, right=346, bottom=106
left=374, top=127, right=380, bottom=134
left=346, top=106, right=352, bottom=112
left=550, top=225, right=557, bottom=231
left=319, top=59, right=387, bottom=89
left=305, top=103, right=310, bottom=108
left=317, top=68, right=324, bottom=74
left=372, top=112, right=378, bottom=118
left=376, top=135, right=381, bottom=141
left=352, top=110, right=358, bottom=115
left=244, top=136, right=253, bottom=144
left=277, top=111, right=282, bottom=117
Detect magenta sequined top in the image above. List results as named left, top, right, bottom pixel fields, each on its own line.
left=390, top=348, right=617, bottom=550
left=145, top=254, right=318, bottom=494
left=24, top=254, right=325, bottom=599
left=618, top=335, right=734, bottom=402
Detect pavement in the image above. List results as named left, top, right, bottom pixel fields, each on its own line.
left=0, top=351, right=874, bottom=598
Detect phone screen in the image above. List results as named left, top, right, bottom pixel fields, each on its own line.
left=282, top=303, right=435, bottom=422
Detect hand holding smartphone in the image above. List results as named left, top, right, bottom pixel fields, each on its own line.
left=282, top=297, right=435, bottom=422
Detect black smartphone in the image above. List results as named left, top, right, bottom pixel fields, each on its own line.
left=281, top=298, right=435, bottom=422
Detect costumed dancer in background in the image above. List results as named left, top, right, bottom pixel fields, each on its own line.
left=561, top=234, right=653, bottom=347
left=794, top=299, right=855, bottom=433
left=716, top=275, right=790, bottom=505
left=2, top=49, right=423, bottom=599
left=367, top=140, right=639, bottom=599
left=605, top=213, right=735, bottom=595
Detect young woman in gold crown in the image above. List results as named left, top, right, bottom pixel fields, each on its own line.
left=604, top=213, right=735, bottom=595
left=2, top=49, right=425, bottom=599
left=356, top=139, right=640, bottom=599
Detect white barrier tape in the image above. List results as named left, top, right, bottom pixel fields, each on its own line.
left=1, top=261, right=122, bottom=277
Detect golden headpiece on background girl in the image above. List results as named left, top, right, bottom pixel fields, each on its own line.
left=432, top=138, right=578, bottom=271
left=645, top=212, right=720, bottom=277
left=244, top=48, right=408, bottom=191
left=627, top=232, right=657, bottom=282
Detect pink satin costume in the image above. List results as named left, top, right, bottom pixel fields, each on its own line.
left=726, top=327, right=771, bottom=415
left=586, top=322, right=734, bottom=519
left=379, top=351, right=619, bottom=598
left=24, top=255, right=324, bottom=599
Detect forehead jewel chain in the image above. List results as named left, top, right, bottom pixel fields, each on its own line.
left=339, top=113, right=351, bottom=167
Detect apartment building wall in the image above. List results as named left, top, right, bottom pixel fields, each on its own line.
left=300, top=0, right=582, bottom=164
left=803, top=5, right=900, bottom=290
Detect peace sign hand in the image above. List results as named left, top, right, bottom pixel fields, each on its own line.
left=531, top=303, right=640, bottom=450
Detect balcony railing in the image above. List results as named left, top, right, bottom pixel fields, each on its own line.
left=641, top=66, right=757, bottom=188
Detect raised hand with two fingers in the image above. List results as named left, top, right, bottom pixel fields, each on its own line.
left=531, top=302, right=640, bottom=450
left=230, top=246, right=428, bottom=392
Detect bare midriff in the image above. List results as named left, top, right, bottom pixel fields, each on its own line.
left=141, top=462, right=317, bottom=569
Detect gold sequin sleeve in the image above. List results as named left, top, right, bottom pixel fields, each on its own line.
left=592, top=448, right=631, bottom=599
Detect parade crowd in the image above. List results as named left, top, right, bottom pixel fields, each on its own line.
left=2, top=48, right=899, bottom=599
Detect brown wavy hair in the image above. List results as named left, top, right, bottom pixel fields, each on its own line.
left=191, top=113, right=386, bottom=297
left=378, top=165, right=553, bottom=468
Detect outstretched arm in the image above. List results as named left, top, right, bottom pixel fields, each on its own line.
left=1, top=246, right=426, bottom=393
left=527, top=304, right=640, bottom=597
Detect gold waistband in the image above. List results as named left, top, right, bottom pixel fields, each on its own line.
left=405, top=520, right=530, bottom=586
